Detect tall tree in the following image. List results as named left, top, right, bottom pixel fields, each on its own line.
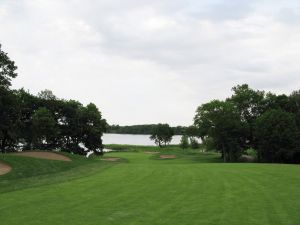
left=255, top=109, right=299, bottom=163
left=15, top=89, right=39, bottom=149
left=0, top=45, right=17, bottom=88
left=58, top=100, right=84, bottom=152
left=81, top=103, right=106, bottom=155
left=31, top=107, right=58, bottom=149
left=194, top=100, right=247, bottom=162
left=289, top=90, right=300, bottom=129
left=229, top=84, right=265, bottom=148
left=0, top=88, right=19, bottom=152
left=0, top=45, right=19, bottom=152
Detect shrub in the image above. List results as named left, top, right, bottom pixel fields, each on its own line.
left=180, top=135, right=189, bottom=149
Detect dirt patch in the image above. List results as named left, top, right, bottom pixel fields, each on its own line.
left=0, top=162, right=12, bottom=175
left=159, top=154, right=177, bottom=159
left=144, top=151, right=159, bottom=154
left=12, top=151, right=71, bottom=161
left=101, top=157, right=121, bottom=162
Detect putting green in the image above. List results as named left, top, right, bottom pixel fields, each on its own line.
left=0, top=151, right=300, bottom=225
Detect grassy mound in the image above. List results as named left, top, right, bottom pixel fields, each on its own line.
left=0, top=152, right=115, bottom=193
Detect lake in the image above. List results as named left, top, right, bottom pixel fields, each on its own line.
left=103, top=133, right=183, bottom=146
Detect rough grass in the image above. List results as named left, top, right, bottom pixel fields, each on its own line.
left=0, top=153, right=114, bottom=193
left=1, top=147, right=300, bottom=225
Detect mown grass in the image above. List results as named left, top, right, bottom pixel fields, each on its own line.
left=1, top=146, right=300, bottom=225
left=105, top=144, right=205, bottom=153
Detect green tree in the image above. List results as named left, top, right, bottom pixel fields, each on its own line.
left=150, top=123, right=174, bottom=147
left=185, top=125, right=200, bottom=149
left=38, top=89, right=57, bottom=101
left=180, top=135, right=189, bottom=149
left=106, top=124, right=186, bottom=135
left=194, top=100, right=247, bottom=162
left=289, top=90, right=300, bottom=130
left=58, top=100, right=84, bottom=152
left=172, top=126, right=187, bottom=135
left=229, top=84, right=265, bottom=148
left=15, top=88, right=40, bottom=149
left=0, top=44, right=17, bottom=88
left=202, top=136, right=216, bottom=151
left=32, top=107, right=58, bottom=149
left=255, top=109, right=299, bottom=163
left=190, top=138, right=200, bottom=149
left=185, top=125, right=199, bottom=138
left=0, top=88, right=19, bottom=152
left=81, top=103, right=106, bottom=155
left=264, top=93, right=294, bottom=113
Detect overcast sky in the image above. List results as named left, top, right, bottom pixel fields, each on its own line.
left=1, top=0, right=300, bottom=126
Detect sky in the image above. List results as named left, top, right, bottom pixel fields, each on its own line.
left=1, top=0, right=300, bottom=126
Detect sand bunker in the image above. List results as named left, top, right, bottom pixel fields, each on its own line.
left=0, top=162, right=12, bottom=175
left=101, top=157, right=121, bottom=162
left=159, top=154, right=177, bottom=159
left=13, top=151, right=71, bottom=161
left=144, top=151, right=160, bottom=154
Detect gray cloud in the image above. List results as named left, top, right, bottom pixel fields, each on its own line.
left=0, top=0, right=300, bottom=125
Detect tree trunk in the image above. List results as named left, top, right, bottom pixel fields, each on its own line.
left=0, top=141, right=4, bottom=154
left=222, top=143, right=226, bottom=162
left=1, top=138, right=7, bottom=153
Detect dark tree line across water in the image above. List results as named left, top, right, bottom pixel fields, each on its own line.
left=107, top=124, right=186, bottom=135
left=194, top=84, right=300, bottom=163
left=0, top=45, right=106, bottom=155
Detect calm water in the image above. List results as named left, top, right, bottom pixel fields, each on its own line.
left=103, top=133, right=182, bottom=146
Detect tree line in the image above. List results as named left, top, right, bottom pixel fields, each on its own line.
left=0, top=45, right=106, bottom=155
left=107, top=124, right=187, bottom=135
left=194, top=84, right=300, bottom=163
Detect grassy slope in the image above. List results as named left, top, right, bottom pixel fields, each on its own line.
left=1, top=148, right=300, bottom=225
left=0, top=153, right=115, bottom=193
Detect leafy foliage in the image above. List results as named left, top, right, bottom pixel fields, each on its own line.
left=150, top=123, right=174, bottom=147
left=255, top=109, right=300, bottom=163
left=0, top=44, right=17, bottom=88
left=190, top=138, right=200, bottom=149
left=194, top=84, right=300, bottom=163
left=0, top=88, right=19, bottom=152
left=81, top=103, right=106, bottom=155
left=107, top=124, right=186, bottom=135
left=179, top=135, right=189, bottom=149
left=194, top=100, right=247, bottom=162
left=0, top=45, right=106, bottom=155
left=32, top=107, right=58, bottom=149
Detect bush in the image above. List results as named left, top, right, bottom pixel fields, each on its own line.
left=190, top=138, right=200, bottom=149
left=246, top=148, right=257, bottom=158
left=180, top=135, right=189, bottom=149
